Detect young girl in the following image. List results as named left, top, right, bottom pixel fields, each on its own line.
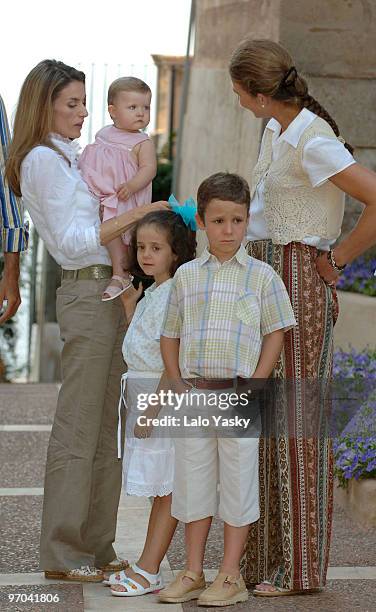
left=106, top=209, right=196, bottom=597
left=78, top=76, right=157, bottom=303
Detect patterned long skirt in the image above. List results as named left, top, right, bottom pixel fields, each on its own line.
left=242, top=240, right=339, bottom=591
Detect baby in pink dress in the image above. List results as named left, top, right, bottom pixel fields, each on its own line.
left=78, top=77, right=157, bottom=301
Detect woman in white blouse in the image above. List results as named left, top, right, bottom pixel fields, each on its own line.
left=229, top=39, right=376, bottom=597
left=6, top=59, right=167, bottom=581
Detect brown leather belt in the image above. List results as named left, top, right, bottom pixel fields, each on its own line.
left=61, top=265, right=112, bottom=281
left=187, top=377, right=250, bottom=390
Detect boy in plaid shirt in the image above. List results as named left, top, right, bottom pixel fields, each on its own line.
left=158, top=172, right=296, bottom=607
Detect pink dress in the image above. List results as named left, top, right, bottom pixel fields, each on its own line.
left=78, top=125, right=152, bottom=243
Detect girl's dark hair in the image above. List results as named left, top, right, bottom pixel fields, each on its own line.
left=128, top=210, right=196, bottom=278
left=229, top=38, right=354, bottom=154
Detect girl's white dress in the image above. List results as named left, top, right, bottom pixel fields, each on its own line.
left=121, top=279, right=174, bottom=497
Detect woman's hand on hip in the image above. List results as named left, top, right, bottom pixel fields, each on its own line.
left=316, top=252, right=340, bottom=285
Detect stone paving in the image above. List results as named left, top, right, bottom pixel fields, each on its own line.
left=0, top=383, right=375, bottom=612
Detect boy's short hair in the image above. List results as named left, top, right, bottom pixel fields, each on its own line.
left=108, top=77, right=151, bottom=105
left=197, top=172, right=250, bottom=219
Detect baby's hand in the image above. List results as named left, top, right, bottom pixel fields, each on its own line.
left=117, top=183, right=133, bottom=201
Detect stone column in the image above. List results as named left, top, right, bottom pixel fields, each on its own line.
left=177, top=0, right=281, bottom=200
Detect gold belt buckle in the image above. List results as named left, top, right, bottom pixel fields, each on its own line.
left=92, top=265, right=101, bottom=280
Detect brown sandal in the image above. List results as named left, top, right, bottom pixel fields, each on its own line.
left=159, top=569, right=206, bottom=603
left=44, top=566, right=104, bottom=582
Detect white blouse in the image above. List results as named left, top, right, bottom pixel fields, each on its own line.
left=247, top=108, right=356, bottom=249
left=21, top=134, right=110, bottom=269
left=122, top=279, right=173, bottom=373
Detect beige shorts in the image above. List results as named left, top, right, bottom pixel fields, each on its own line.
left=171, top=388, right=260, bottom=527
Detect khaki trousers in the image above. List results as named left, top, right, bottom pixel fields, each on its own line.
left=39, top=278, right=126, bottom=571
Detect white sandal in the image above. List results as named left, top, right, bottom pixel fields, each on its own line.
left=102, top=274, right=134, bottom=301
left=109, top=563, right=164, bottom=597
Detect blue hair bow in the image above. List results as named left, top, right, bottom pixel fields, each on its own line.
left=168, top=194, right=198, bottom=231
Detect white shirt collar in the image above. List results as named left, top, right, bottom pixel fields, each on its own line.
left=49, top=133, right=81, bottom=163
left=265, top=108, right=317, bottom=148
left=199, top=244, right=248, bottom=267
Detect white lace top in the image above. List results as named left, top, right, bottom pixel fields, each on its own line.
left=247, top=109, right=356, bottom=249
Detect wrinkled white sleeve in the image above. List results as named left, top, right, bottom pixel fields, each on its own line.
left=302, top=137, right=356, bottom=188
left=22, top=148, right=100, bottom=258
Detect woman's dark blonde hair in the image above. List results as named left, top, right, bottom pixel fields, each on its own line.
left=229, top=39, right=353, bottom=153
left=5, top=60, right=85, bottom=196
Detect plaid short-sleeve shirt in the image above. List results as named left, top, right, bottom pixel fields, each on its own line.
left=162, top=245, right=296, bottom=379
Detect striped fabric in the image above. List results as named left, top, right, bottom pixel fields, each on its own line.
left=241, top=239, right=337, bottom=591
left=162, top=244, right=296, bottom=379
left=0, top=94, right=28, bottom=252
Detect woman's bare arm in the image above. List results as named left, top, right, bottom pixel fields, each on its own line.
left=316, top=163, right=376, bottom=282
left=99, top=201, right=169, bottom=245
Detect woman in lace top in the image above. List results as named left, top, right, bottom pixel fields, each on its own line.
left=229, top=39, right=376, bottom=598
left=5, top=59, right=167, bottom=582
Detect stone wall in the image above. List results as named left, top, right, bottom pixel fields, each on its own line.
left=177, top=0, right=280, bottom=200
left=152, top=55, right=185, bottom=155
left=280, top=0, right=376, bottom=240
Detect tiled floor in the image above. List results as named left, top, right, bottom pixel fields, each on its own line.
left=1, top=383, right=376, bottom=612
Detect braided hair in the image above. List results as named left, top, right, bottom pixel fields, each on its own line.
left=229, top=39, right=353, bottom=153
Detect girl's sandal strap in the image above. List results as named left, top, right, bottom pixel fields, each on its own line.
left=102, top=275, right=134, bottom=301
left=132, top=562, right=160, bottom=584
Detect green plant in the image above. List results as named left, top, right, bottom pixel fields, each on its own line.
left=333, top=348, right=376, bottom=488
left=337, top=254, right=376, bottom=296
left=152, top=161, right=173, bottom=202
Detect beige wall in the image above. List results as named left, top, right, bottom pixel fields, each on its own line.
left=334, top=291, right=376, bottom=351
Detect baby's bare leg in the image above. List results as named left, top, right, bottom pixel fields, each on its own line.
left=107, top=237, right=128, bottom=277
left=102, top=239, right=133, bottom=302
